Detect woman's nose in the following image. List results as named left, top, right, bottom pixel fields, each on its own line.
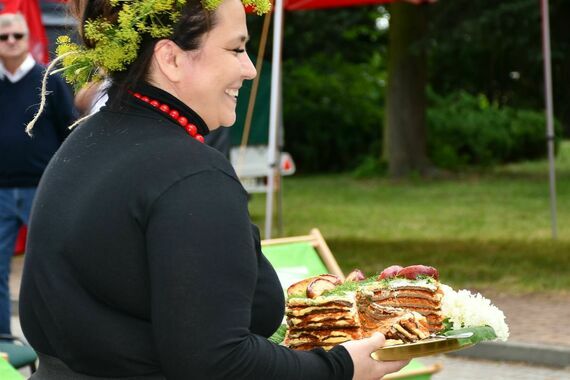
left=242, top=54, right=257, bottom=80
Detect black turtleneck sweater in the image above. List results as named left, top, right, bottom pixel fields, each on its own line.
left=19, top=84, right=353, bottom=379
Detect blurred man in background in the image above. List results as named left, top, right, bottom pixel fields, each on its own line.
left=0, top=12, right=75, bottom=335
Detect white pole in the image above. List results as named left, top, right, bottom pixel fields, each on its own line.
left=265, top=0, right=284, bottom=239
left=541, top=0, right=558, bottom=239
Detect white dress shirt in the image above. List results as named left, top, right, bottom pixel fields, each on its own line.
left=0, top=53, right=36, bottom=83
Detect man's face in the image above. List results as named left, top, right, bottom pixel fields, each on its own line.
left=0, top=21, right=29, bottom=62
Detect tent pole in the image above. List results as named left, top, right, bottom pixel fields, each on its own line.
left=277, top=82, right=284, bottom=237
left=265, top=0, right=284, bottom=239
left=541, top=0, right=558, bottom=239
left=236, top=11, right=272, bottom=176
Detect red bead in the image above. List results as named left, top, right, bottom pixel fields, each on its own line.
left=177, top=116, right=188, bottom=127
left=130, top=92, right=204, bottom=143
left=185, top=123, right=198, bottom=136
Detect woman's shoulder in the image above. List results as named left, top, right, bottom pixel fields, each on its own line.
left=70, top=110, right=241, bottom=186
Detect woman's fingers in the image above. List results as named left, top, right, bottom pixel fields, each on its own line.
left=377, top=358, right=411, bottom=375
left=366, top=332, right=386, bottom=349
left=342, top=333, right=410, bottom=380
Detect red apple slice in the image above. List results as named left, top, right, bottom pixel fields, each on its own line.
left=378, top=265, right=404, bottom=280
left=396, top=265, right=439, bottom=280
left=287, top=276, right=321, bottom=296
left=319, top=273, right=343, bottom=285
left=306, top=278, right=337, bottom=298
left=345, top=269, right=366, bottom=282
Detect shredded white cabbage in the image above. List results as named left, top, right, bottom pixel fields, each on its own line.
left=440, top=284, right=510, bottom=341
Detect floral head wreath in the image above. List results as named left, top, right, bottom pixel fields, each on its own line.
left=25, top=0, right=270, bottom=135
left=54, top=0, right=271, bottom=91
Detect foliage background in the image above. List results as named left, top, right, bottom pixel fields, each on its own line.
left=246, top=0, right=570, bottom=173
left=249, top=142, right=570, bottom=293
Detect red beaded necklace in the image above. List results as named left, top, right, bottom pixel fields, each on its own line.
left=129, top=91, right=205, bottom=143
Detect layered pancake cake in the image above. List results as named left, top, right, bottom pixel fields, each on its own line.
left=284, top=265, right=443, bottom=350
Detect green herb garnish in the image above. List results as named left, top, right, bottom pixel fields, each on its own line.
left=443, top=325, right=498, bottom=344
left=321, top=277, right=378, bottom=297
left=268, top=324, right=288, bottom=344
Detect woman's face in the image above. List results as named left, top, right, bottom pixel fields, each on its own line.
left=177, top=0, right=256, bottom=131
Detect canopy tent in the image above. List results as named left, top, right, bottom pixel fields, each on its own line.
left=284, top=0, right=395, bottom=11
left=262, top=0, right=558, bottom=239
left=0, top=0, right=558, bottom=239
left=263, top=0, right=417, bottom=238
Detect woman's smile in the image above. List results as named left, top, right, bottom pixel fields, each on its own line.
left=224, top=88, right=239, bottom=101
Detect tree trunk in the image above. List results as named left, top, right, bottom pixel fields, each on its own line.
left=384, top=2, right=431, bottom=177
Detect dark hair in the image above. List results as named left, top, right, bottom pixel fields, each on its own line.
left=70, top=0, right=217, bottom=106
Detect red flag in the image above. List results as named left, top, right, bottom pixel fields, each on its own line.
left=14, top=226, right=27, bottom=256
left=1, top=0, right=49, bottom=64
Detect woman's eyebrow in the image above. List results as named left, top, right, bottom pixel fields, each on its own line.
left=235, top=34, right=250, bottom=43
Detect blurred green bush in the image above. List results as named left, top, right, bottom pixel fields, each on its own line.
left=283, top=53, right=384, bottom=173
left=427, top=90, right=562, bottom=170
left=281, top=60, right=561, bottom=173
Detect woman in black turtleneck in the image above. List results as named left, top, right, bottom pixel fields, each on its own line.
left=19, top=0, right=408, bottom=379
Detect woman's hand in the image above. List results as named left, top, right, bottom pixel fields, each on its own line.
left=341, top=333, right=410, bottom=380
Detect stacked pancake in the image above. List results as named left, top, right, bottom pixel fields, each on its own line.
left=284, top=293, right=362, bottom=350
left=355, top=295, right=432, bottom=345
left=357, top=277, right=445, bottom=334
left=283, top=265, right=443, bottom=351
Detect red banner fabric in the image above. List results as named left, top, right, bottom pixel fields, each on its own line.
left=284, top=0, right=394, bottom=11
left=284, top=0, right=436, bottom=11
left=14, top=226, right=27, bottom=256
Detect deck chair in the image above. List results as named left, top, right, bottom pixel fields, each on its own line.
left=261, top=228, right=344, bottom=291
left=262, top=228, right=444, bottom=380
left=0, top=335, right=37, bottom=374
left=0, top=356, right=24, bottom=380
left=384, top=360, right=442, bottom=380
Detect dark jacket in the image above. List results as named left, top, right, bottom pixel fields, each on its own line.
left=0, top=63, right=76, bottom=187
left=20, top=84, right=352, bottom=379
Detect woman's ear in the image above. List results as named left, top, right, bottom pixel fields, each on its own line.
left=152, top=39, right=186, bottom=83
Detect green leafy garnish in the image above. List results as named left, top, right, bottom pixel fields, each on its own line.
left=268, top=324, right=288, bottom=344
left=414, top=275, right=437, bottom=282
left=321, top=277, right=378, bottom=297
left=443, top=325, right=497, bottom=345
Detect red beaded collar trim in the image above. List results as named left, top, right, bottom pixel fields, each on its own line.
left=129, top=91, right=205, bottom=143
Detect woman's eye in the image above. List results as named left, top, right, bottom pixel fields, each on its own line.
left=233, top=48, right=246, bottom=54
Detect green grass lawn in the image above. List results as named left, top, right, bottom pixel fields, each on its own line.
left=249, top=142, right=570, bottom=294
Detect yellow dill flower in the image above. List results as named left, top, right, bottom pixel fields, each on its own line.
left=169, top=10, right=181, bottom=22
left=56, top=35, right=71, bottom=44
left=202, top=0, right=223, bottom=11
left=84, top=20, right=114, bottom=43
left=116, top=27, right=140, bottom=46
left=149, top=24, right=172, bottom=38
left=151, top=0, right=177, bottom=13
left=242, top=0, right=272, bottom=14
left=118, top=4, right=136, bottom=29
left=55, top=0, right=270, bottom=90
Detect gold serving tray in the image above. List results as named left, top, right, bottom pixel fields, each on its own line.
left=371, top=336, right=475, bottom=361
